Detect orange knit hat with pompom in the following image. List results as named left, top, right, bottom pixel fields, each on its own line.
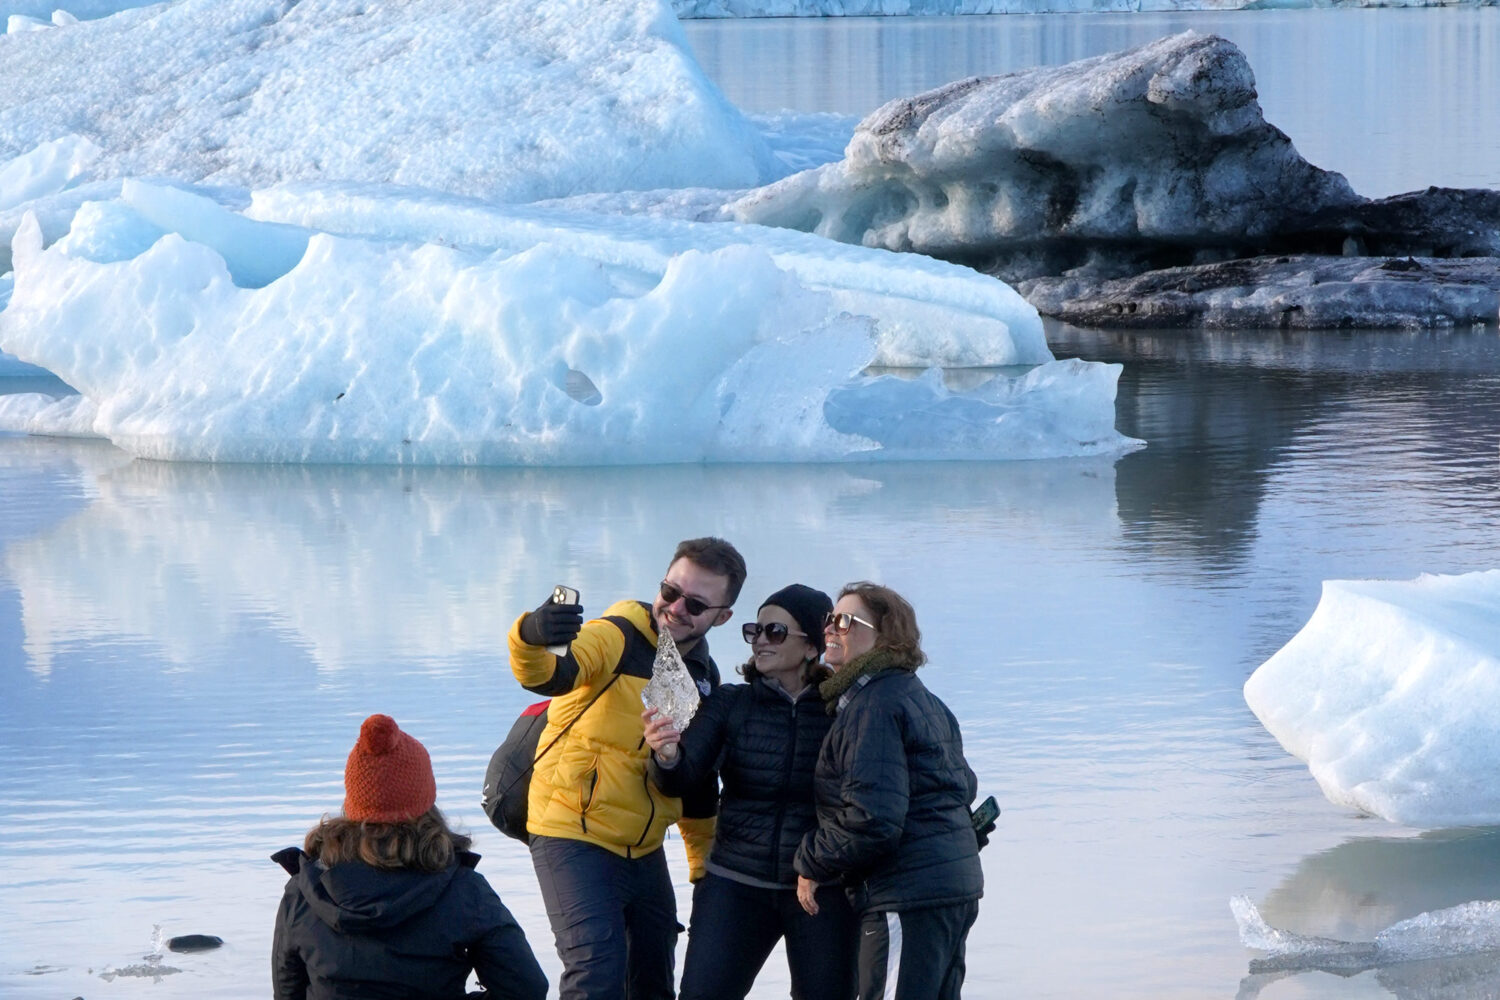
left=344, top=714, right=437, bottom=823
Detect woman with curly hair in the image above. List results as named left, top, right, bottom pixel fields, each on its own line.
left=794, top=582, right=984, bottom=1000
left=271, top=714, right=547, bottom=1000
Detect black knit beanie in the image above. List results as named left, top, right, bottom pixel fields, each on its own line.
left=760, top=584, right=833, bottom=655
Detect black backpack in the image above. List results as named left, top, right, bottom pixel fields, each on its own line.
left=482, top=674, right=621, bottom=843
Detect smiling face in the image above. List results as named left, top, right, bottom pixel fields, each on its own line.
left=823, top=594, right=877, bottom=671
left=751, top=605, right=817, bottom=688
left=651, top=557, right=733, bottom=653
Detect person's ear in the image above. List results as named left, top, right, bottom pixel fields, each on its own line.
left=713, top=608, right=732, bottom=627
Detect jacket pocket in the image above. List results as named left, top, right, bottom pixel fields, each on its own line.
left=577, top=758, right=601, bottom=817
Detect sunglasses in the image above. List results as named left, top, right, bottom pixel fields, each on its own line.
left=741, top=622, right=807, bottom=645
left=824, top=611, right=876, bottom=635
left=659, top=580, right=732, bottom=618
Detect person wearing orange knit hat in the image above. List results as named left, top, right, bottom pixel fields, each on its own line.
left=271, top=714, right=547, bottom=1000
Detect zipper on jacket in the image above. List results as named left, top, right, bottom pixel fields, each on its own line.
left=771, top=697, right=798, bottom=883
left=580, top=767, right=599, bottom=835
left=633, top=736, right=657, bottom=849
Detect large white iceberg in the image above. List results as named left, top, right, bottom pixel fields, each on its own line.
left=0, top=0, right=774, bottom=207
left=0, top=0, right=1138, bottom=466
left=1243, top=570, right=1500, bottom=828
left=0, top=181, right=1135, bottom=464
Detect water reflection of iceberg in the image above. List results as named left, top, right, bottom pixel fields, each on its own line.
left=1234, top=896, right=1500, bottom=1000
left=3, top=456, right=1119, bottom=678
left=1233, top=829, right=1500, bottom=1000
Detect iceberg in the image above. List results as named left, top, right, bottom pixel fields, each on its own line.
left=0, top=182, right=1135, bottom=463
left=1243, top=570, right=1500, bottom=828
left=0, top=0, right=774, bottom=205
left=0, top=0, right=1137, bottom=466
left=730, top=33, right=1362, bottom=282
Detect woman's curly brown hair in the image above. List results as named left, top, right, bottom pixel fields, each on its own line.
left=839, top=581, right=926, bottom=668
left=305, top=806, right=471, bottom=873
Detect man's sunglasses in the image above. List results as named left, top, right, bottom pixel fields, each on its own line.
left=824, top=611, right=876, bottom=635
left=659, top=580, right=732, bottom=617
left=741, top=622, right=807, bottom=645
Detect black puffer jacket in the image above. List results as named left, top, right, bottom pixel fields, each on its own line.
left=795, top=651, right=984, bottom=913
left=270, top=847, right=547, bottom=1000
left=649, top=674, right=831, bottom=887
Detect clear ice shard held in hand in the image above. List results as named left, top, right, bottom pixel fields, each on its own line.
left=641, top=627, right=700, bottom=731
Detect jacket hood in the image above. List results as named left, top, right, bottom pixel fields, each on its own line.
left=283, top=851, right=471, bottom=933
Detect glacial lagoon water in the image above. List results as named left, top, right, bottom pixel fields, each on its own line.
left=3, top=10, right=1500, bottom=1000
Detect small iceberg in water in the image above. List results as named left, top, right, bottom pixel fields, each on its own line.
left=1243, top=570, right=1500, bottom=828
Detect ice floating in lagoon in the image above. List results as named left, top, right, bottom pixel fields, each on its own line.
left=0, top=0, right=774, bottom=203
left=1232, top=895, right=1500, bottom=975
left=642, top=627, right=701, bottom=732
left=1244, top=570, right=1500, bottom=828
left=0, top=182, right=1138, bottom=465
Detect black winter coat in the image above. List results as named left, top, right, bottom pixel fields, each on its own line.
left=795, top=658, right=984, bottom=913
left=649, top=675, right=831, bottom=887
left=270, top=847, right=547, bottom=1000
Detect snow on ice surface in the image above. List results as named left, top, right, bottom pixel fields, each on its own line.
left=0, top=0, right=774, bottom=203
left=1243, top=571, right=1500, bottom=828
left=0, top=182, right=1135, bottom=464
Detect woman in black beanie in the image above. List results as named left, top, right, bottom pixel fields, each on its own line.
left=643, top=583, right=856, bottom=1000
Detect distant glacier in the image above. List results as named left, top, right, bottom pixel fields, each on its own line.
left=4, top=0, right=1496, bottom=28
left=673, top=0, right=1496, bottom=15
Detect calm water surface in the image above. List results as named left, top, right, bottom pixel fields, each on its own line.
left=4, top=10, right=1500, bottom=1000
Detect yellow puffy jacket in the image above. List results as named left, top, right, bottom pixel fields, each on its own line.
left=508, top=599, right=718, bottom=877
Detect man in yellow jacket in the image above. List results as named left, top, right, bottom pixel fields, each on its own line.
left=509, top=537, right=746, bottom=1000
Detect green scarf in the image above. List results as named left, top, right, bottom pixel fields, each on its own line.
left=818, top=648, right=915, bottom=712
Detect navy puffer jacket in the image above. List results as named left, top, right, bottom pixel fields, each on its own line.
left=270, top=848, right=547, bottom=1000
left=649, top=673, right=831, bottom=887
left=795, top=653, right=984, bottom=913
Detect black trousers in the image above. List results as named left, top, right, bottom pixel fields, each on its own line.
left=857, top=901, right=980, bottom=1000
left=679, top=872, right=858, bottom=1000
left=530, top=835, right=679, bottom=1000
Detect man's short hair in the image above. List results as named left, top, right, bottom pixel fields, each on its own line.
left=671, top=537, right=747, bottom=606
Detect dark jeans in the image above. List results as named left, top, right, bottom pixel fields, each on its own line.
left=857, top=901, right=980, bottom=1000
left=679, top=872, right=858, bottom=1000
left=530, top=835, right=679, bottom=1000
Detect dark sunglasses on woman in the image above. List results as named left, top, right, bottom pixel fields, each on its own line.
left=824, top=611, right=876, bottom=634
left=741, top=622, right=807, bottom=645
left=659, top=580, right=732, bottom=618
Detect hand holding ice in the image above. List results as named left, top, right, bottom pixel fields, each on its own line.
left=641, top=628, right=700, bottom=732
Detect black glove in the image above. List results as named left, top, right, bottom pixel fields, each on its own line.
left=519, top=596, right=583, bottom=648
left=974, top=818, right=996, bottom=851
